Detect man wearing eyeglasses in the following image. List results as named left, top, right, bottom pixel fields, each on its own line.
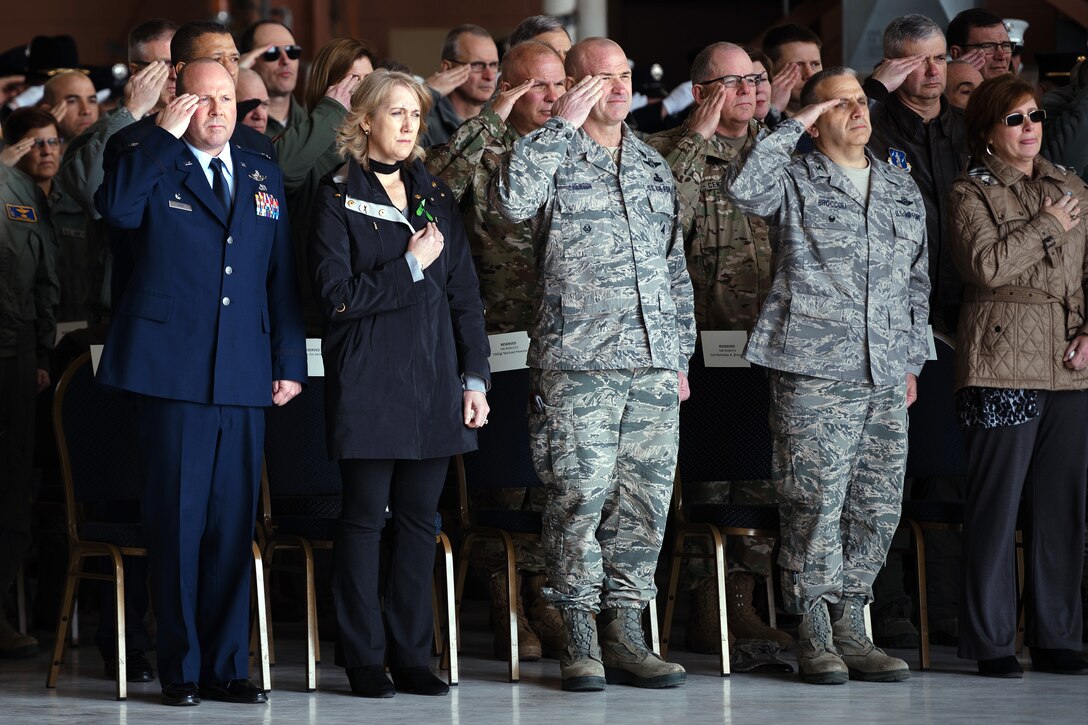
left=421, top=24, right=499, bottom=147
left=948, top=8, right=1013, bottom=81
left=239, top=21, right=301, bottom=138
left=646, top=41, right=794, bottom=668
left=727, top=66, right=929, bottom=685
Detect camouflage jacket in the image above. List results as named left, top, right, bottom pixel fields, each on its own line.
left=426, top=106, right=536, bottom=333
left=647, top=120, right=772, bottom=331
left=727, top=118, right=930, bottom=385
left=490, top=116, right=696, bottom=374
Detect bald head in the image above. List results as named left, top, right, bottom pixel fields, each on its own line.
left=502, top=40, right=563, bottom=84
left=236, top=68, right=270, bottom=134
left=501, top=41, right=567, bottom=136
left=177, top=59, right=236, bottom=154
left=42, top=71, right=99, bottom=139
left=565, top=37, right=625, bottom=80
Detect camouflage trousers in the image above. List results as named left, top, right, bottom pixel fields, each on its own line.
left=529, top=367, right=678, bottom=612
left=768, top=370, right=907, bottom=615
left=683, top=479, right=776, bottom=581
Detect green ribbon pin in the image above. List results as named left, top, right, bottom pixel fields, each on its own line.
left=415, top=198, right=435, bottom=222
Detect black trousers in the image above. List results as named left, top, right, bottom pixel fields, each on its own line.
left=333, top=457, right=448, bottom=669
left=959, top=389, right=1088, bottom=660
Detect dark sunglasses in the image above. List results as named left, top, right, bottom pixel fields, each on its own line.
left=1002, top=109, right=1046, bottom=126
left=261, top=44, right=302, bottom=62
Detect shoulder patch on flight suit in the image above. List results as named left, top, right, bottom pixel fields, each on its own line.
left=5, top=204, right=38, bottom=222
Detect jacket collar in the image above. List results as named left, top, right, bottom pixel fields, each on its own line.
left=975, top=152, right=1068, bottom=187
left=881, top=93, right=955, bottom=141
left=341, top=158, right=450, bottom=232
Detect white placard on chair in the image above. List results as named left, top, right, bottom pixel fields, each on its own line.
left=306, top=338, right=325, bottom=377
left=701, top=330, right=750, bottom=368
left=487, top=331, right=530, bottom=372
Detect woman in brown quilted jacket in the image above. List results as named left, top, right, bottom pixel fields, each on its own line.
left=949, top=74, right=1088, bottom=678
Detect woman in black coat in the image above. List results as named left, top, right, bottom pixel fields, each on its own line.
left=309, top=69, right=490, bottom=698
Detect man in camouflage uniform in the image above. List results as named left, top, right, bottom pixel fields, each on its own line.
left=426, top=39, right=569, bottom=662
left=727, top=67, right=930, bottom=685
left=490, top=37, right=696, bottom=692
left=647, top=41, right=791, bottom=660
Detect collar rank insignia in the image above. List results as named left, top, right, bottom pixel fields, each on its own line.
left=249, top=169, right=267, bottom=183
left=6, top=204, right=38, bottom=222
left=184, top=160, right=193, bottom=166
left=255, top=191, right=280, bottom=220
left=174, top=193, right=182, bottom=200
left=888, top=148, right=912, bottom=172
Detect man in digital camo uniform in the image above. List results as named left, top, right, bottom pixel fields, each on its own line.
left=491, top=37, right=696, bottom=692
left=647, top=41, right=792, bottom=662
left=727, top=67, right=929, bottom=685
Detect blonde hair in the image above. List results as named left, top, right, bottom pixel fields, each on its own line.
left=305, top=38, right=373, bottom=112
left=336, top=69, right=432, bottom=170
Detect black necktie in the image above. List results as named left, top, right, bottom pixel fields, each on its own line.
left=210, top=157, right=231, bottom=216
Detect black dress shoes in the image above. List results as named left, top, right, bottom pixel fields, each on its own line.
left=200, top=679, right=269, bottom=703
left=390, top=667, right=450, bottom=696
left=347, top=665, right=396, bottom=698
left=977, top=656, right=1024, bottom=678
left=161, top=682, right=200, bottom=706
left=1031, top=648, right=1088, bottom=675
left=105, top=649, right=155, bottom=682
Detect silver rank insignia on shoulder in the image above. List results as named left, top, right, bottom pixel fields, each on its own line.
left=175, top=193, right=182, bottom=200
left=888, top=148, right=912, bottom=172
left=249, top=169, right=267, bottom=182
left=184, top=160, right=193, bottom=166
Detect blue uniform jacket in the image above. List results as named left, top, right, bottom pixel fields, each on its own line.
left=94, top=126, right=306, bottom=406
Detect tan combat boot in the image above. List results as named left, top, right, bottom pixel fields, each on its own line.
left=830, top=598, right=910, bottom=682
left=797, top=602, right=848, bottom=685
left=489, top=572, right=542, bottom=661
left=684, top=577, right=720, bottom=654
left=559, top=608, right=606, bottom=692
left=727, top=572, right=794, bottom=650
left=525, top=574, right=565, bottom=657
left=0, top=616, right=37, bottom=659
left=599, top=607, right=686, bottom=688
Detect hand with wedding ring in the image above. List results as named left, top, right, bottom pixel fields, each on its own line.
left=1042, top=191, right=1080, bottom=232
left=463, top=390, right=490, bottom=429
left=1064, top=334, right=1088, bottom=372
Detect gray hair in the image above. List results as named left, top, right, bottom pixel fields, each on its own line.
left=508, top=15, right=568, bottom=49
left=690, top=42, right=745, bottom=84
left=441, top=24, right=492, bottom=62
left=501, top=40, right=562, bottom=81
left=799, top=66, right=858, bottom=107
left=882, top=14, right=944, bottom=58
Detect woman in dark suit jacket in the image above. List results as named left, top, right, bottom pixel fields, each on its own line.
left=309, top=69, right=490, bottom=698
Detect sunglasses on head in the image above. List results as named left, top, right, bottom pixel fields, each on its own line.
left=1002, top=109, right=1046, bottom=126
left=261, top=44, right=302, bottom=62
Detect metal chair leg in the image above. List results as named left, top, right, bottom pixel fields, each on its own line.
left=659, top=531, right=686, bottom=660
left=46, top=550, right=82, bottom=689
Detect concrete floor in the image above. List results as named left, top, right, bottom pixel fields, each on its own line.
left=4, top=613, right=1087, bottom=725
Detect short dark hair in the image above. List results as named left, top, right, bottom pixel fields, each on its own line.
left=947, top=8, right=1004, bottom=49
left=170, top=21, right=230, bottom=65
left=962, top=74, right=1038, bottom=160
left=2, top=107, right=57, bottom=144
left=238, top=20, right=292, bottom=53
left=441, top=24, right=492, bottom=62
left=744, top=46, right=775, bottom=83
left=128, top=18, right=178, bottom=58
left=508, top=15, right=568, bottom=49
left=883, top=14, right=944, bottom=58
left=799, top=66, right=857, bottom=107
left=763, top=24, right=822, bottom=63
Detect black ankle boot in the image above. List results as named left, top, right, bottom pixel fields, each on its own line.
left=978, top=655, right=1023, bottom=678
left=1031, top=648, right=1088, bottom=675
left=346, top=665, right=395, bottom=697
left=390, top=667, right=449, bottom=696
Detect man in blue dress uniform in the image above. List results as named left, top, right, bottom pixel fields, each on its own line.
left=94, top=58, right=305, bottom=706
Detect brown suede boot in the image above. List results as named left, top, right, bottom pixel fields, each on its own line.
left=560, top=608, right=606, bottom=692
left=684, top=577, right=721, bottom=654
left=727, top=572, right=794, bottom=650
left=489, top=572, right=542, bottom=661
left=599, top=607, right=686, bottom=688
left=830, top=598, right=910, bottom=682
left=525, top=574, right=564, bottom=657
left=797, top=602, right=848, bottom=685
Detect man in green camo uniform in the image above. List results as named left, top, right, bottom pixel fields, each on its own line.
left=727, top=67, right=929, bottom=685
left=426, top=39, right=569, bottom=663
left=647, top=42, right=792, bottom=661
left=491, top=38, right=695, bottom=693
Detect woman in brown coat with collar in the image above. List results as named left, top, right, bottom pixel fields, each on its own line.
left=949, top=74, right=1088, bottom=678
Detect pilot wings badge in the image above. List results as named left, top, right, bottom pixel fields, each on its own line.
left=249, top=169, right=267, bottom=183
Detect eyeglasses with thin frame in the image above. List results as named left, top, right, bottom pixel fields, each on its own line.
left=260, top=44, right=302, bottom=62
left=961, top=41, right=1014, bottom=54
left=697, top=73, right=765, bottom=89
left=1002, top=109, right=1046, bottom=127
left=30, top=137, right=62, bottom=149
left=446, top=59, right=500, bottom=74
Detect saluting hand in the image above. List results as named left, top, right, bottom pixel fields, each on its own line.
left=770, top=62, right=802, bottom=113
left=47, top=98, right=68, bottom=126
left=870, top=54, right=927, bottom=94
left=407, top=221, right=445, bottom=270
left=326, top=72, right=363, bottom=110
left=492, top=79, right=535, bottom=122
left=791, top=97, right=842, bottom=130
left=426, top=64, right=472, bottom=97
left=0, top=136, right=35, bottom=167
left=156, top=93, right=200, bottom=139
left=957, top=48, right=988, bottom=73
left=688, top=82, right=727, bottom=141
left=125, top=60, right=170, bottom=118
left=550, top=75, right=605, bottom=129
